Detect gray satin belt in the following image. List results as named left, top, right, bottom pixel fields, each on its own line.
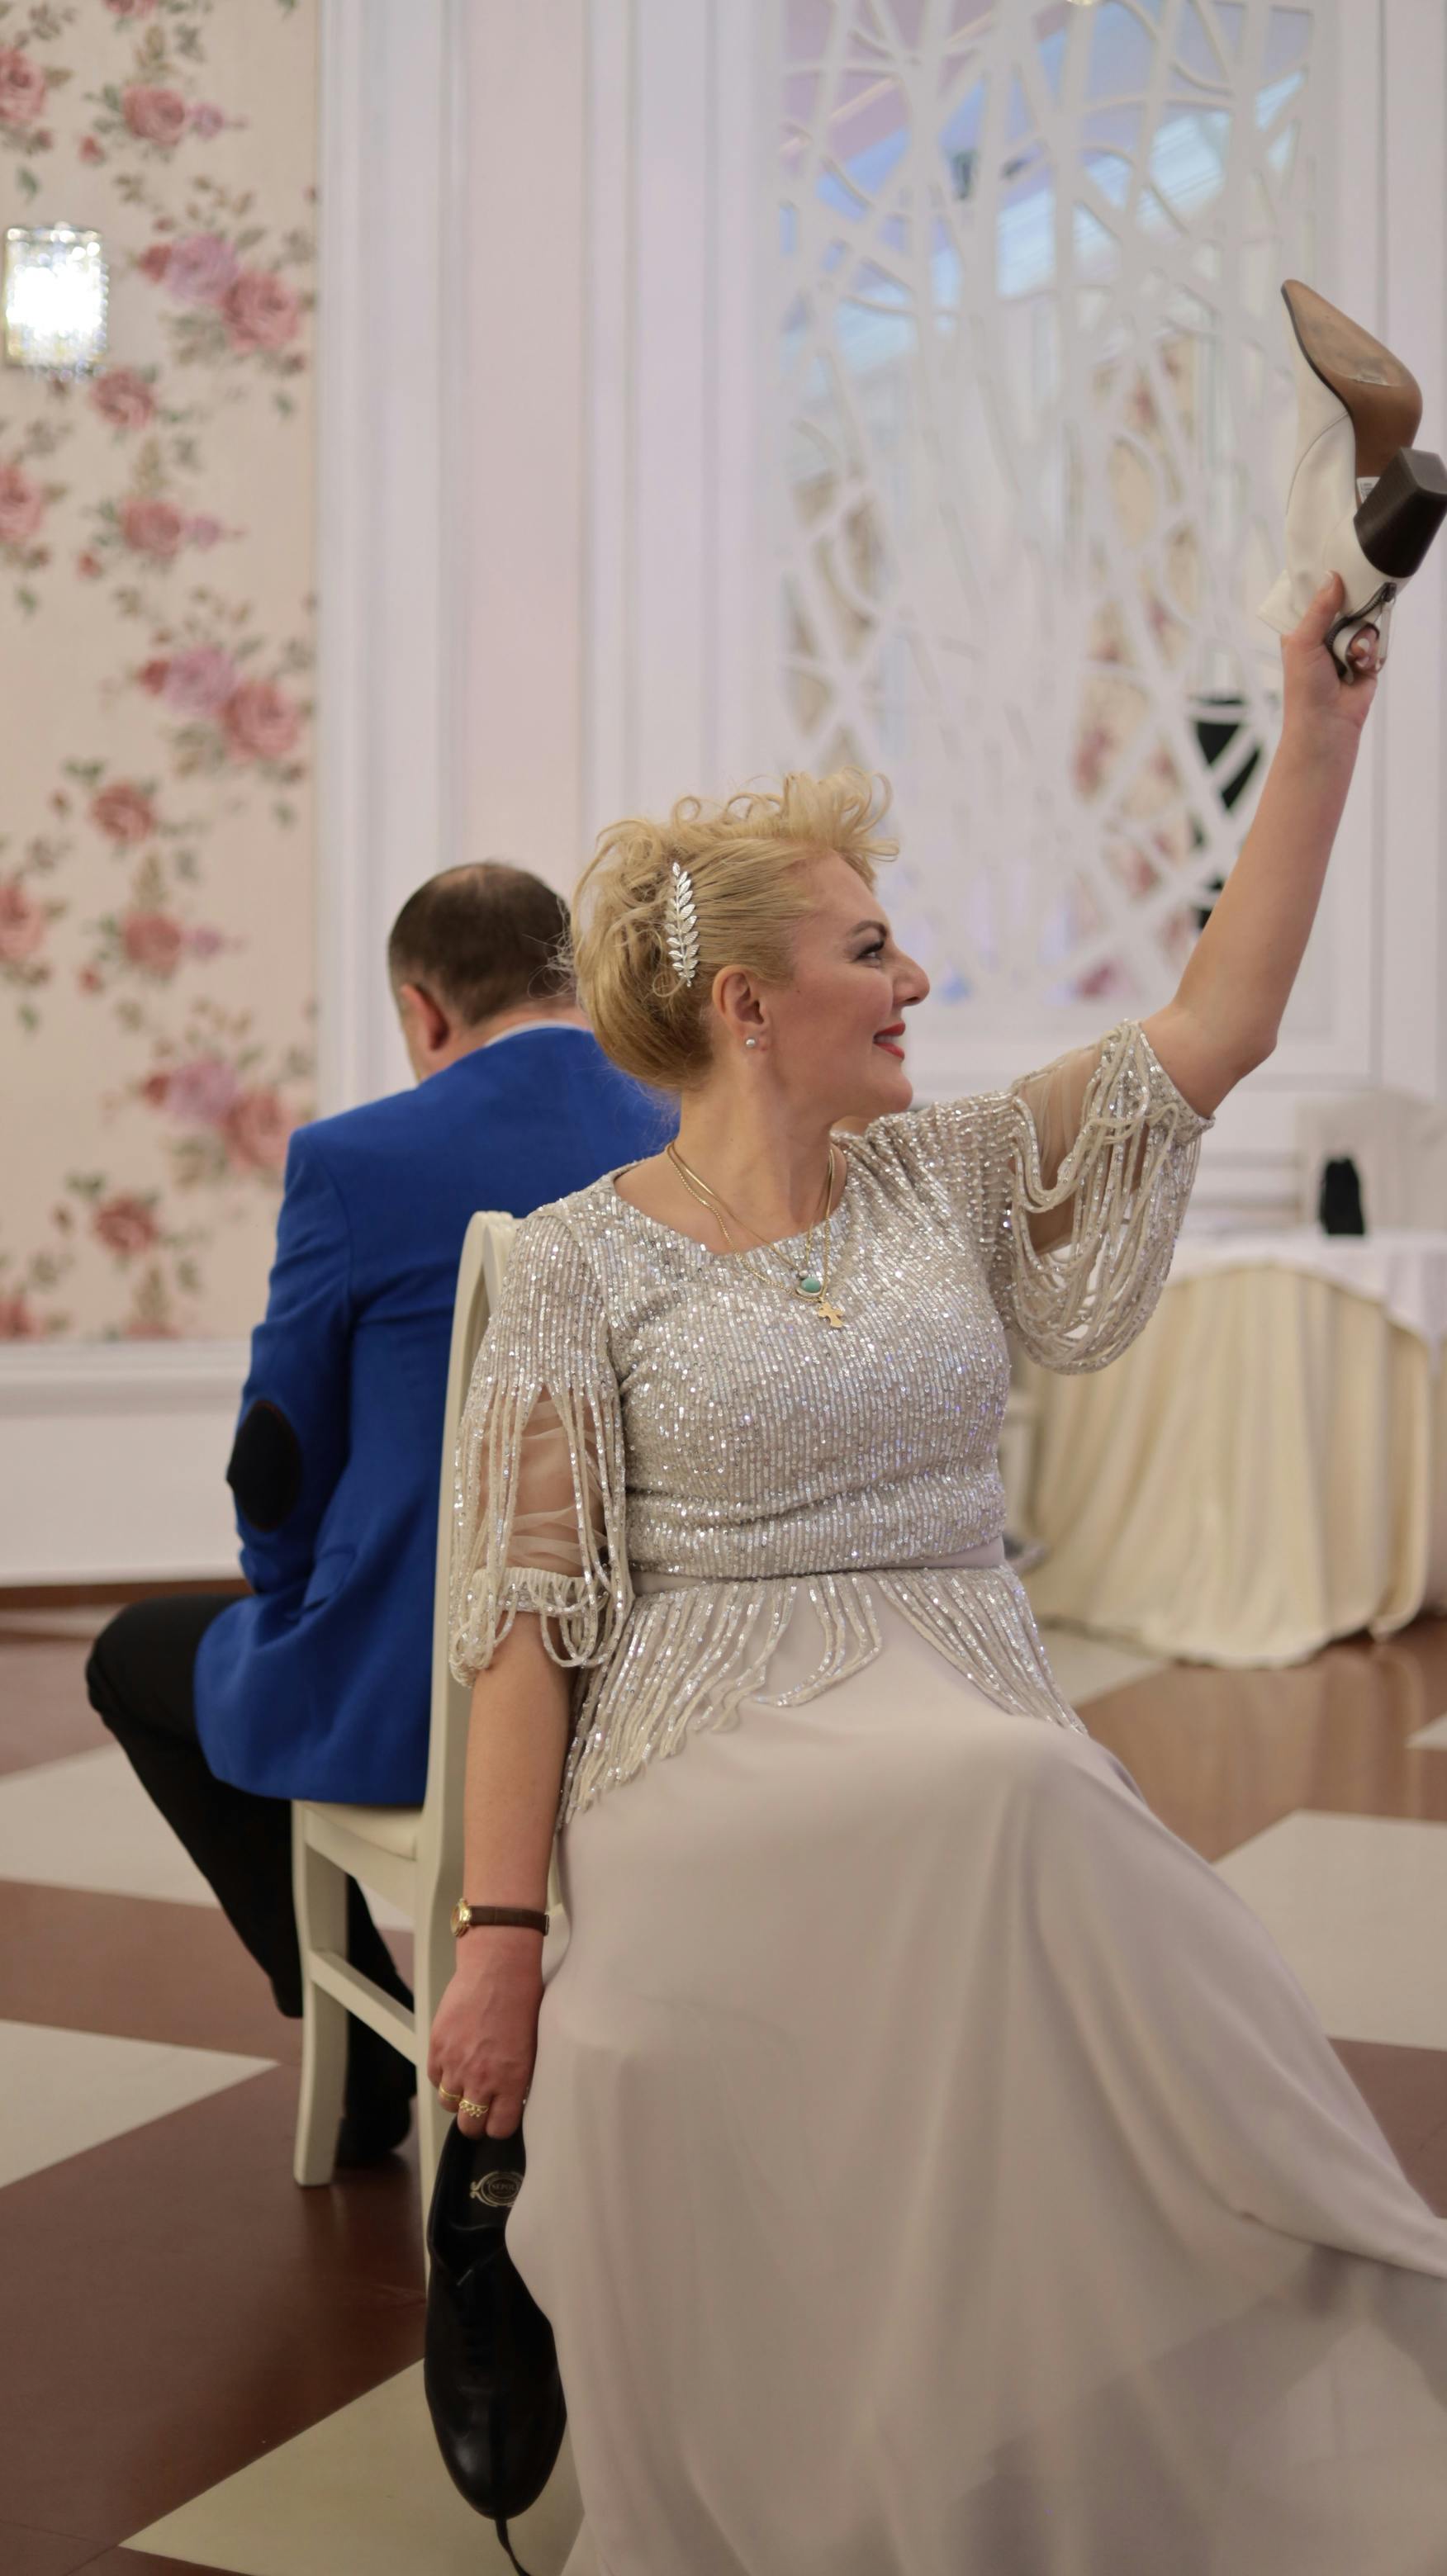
left=631, top=1537, right=1007, bottom=1596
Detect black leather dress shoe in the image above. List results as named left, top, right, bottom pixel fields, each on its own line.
left=334, top=1992, right=416, bottom=2167
left=334, top=2090, right=414, bottom=2168
left=424, top=2119, right=566, bottom=2569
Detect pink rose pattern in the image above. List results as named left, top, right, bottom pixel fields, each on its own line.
left=0, top=45, right=50, bottom=131
left=90, top=367, right=156, bottom=432
left=223, top=678, right=301, bottom=762
left=130, top=594, right=311, bottom=790
left=161, top=231, right=238, bottom=305
left=0, top=432, right=67, bottom=617
left=0, top=462, right=46, bottom=543
left=0, top=877, right=50, bottom=964
left=122, top=82, right=187, bottom=145
left=222, top=268, right=299, bottom=353
left=89, top=778, right=157, bottom=844
left=93, top=1192, right=159, bottom=1256
left=121, top=494, right=187, bottom=557
left=2, top=1, right=315, bottom=1340
left=154, top=642, right=238, bottom=715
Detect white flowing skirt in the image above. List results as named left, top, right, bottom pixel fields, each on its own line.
left=507, top=1590, right=1447, bottom=2576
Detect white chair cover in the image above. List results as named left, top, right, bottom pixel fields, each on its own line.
left=1297, top=1089, right=1447, bottom=1231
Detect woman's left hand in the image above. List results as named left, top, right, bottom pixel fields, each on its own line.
left=1282, top=572, right=1380, bottom=743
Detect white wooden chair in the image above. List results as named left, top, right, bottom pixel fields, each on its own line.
left=292, top=1209, right=529, bottom=2213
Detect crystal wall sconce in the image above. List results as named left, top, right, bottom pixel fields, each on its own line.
left=2, top=225, right=108, bottom=374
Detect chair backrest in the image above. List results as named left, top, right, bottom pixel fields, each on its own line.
left=416, top=1212, right=518, bottom=1903
left=1297, top=1091, right=1447, bottom=1230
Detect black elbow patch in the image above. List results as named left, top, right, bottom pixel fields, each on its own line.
left=227, top=1399, right=303, bottom=1532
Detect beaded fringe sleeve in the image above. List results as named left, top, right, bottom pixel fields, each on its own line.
left=449, top=1211, right=631, bottom=1684
left=450, top=1022, right=1210, bottom=1825
left=997, top=1019, right=1212, bottom=1370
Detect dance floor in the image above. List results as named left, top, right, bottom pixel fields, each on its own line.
left=2, top=1607, right=1446, bottom=2574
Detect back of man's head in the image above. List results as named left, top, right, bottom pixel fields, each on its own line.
left=387, top=863, right=574, bottom=1072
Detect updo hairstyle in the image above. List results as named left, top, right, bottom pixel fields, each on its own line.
left=571, top=768, right=896, bottom=1090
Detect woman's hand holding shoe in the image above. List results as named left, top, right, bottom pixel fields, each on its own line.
left=430, top=1621, right=573, bottom=2139
left=1283, top=571, right=1380, bottom=743
left=429, top=1929, right=543, bottom=2138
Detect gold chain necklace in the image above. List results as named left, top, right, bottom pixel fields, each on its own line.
left=665, top=1139, right=846, bottom=1328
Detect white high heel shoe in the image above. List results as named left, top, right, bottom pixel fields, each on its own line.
left=1258, top=279, right=1447, bottom=679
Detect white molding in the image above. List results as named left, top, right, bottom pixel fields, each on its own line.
left=0, top=1341, right=247, bottom=1418
left=633, top=0, right=712, bottom=811
left=584, top=0, right=637, bottom=833
left=711, top=0, right=773, bottom=786
left=585, top=0, right=773, bottom=825
left=315, top=0, right=450, bottom=1115
left=451, top=2, right=589, bottom=893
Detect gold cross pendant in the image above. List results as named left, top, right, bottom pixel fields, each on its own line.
left=815, top=1296, right=846, bottom=1328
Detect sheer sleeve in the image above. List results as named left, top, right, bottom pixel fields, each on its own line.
left=871, top=1020, right=1210, bottom=1376
left=449, top=1209, right=629, bottom=1683
left=998, top=1020, right=1211, bottom=1370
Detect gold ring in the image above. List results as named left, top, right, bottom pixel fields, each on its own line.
left=437, top=2086, right=462, bottom=2109
left=458, top=2096, right=492, bottom=2122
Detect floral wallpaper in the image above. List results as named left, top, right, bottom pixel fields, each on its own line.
left=0, top=0, right=315, bottom=1341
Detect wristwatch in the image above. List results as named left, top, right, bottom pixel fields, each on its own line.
left=450, top=1899, right=550, bottom=1938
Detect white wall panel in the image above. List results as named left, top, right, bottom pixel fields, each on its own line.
left=0, top=1346, right=244, bottom=1586
left=1377, top=0, right=1447, bottom=1100
left=585, top=0, right=771, bottom=821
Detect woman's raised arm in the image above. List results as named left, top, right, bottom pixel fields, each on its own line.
left=1142, top=571, right=1378, bottom=1118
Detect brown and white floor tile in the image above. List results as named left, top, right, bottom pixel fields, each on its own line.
left=1, top=2063, right=428, bottom=2565
left=129, top=2367, right=583, bottom=2576
left=0, top=2015, right=273, bottom=2188
left=0, top=1738, right=409, bottom=1928
left=0, top=1745, right=225, bottom=1906
left=1036, top=1621, right=1165, bottom=1707
left=4, top=1613, right=1447, bottom=2573
left=1214, top=1813, right=1447, bottom=2049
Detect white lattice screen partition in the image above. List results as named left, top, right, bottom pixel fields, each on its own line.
left=777, top=0, right=1340, bottom=1128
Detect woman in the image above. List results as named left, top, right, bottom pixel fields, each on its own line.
left=429, top=575, right=1447, bottom=2575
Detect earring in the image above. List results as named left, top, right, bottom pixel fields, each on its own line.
left=744, top=1037, right=759, bottom=1050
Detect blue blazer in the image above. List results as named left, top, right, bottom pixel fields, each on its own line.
left=195, top=1028, right=668, bottom=1803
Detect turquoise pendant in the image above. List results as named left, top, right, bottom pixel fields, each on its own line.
left=797, top=1272, right=823, bottom=1298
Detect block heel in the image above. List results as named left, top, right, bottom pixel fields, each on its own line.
left=1354, top=447, right=1447, bottom=581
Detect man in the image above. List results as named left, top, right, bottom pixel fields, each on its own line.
left=87, top=863, right=666, bottom=2162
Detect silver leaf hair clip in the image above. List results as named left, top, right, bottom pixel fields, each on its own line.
left=664, top=860, right=700, bottom=989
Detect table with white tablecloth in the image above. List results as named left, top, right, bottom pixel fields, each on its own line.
left=1020, top=1230, right=1447, bottom=1668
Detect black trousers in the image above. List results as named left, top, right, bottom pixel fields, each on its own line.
left=85, top=1596, right=410, bottom=2077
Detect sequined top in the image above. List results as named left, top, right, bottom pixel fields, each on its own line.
left=452, top=1020, right=1209, bottom=1823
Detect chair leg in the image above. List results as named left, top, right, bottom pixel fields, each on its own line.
left=292, top=1814, right=349, bottom=2187
left=412, top=1903, right=457, bottom=2238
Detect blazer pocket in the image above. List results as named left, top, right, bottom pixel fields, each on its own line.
left=301, top=1545, right=356, bottom=1611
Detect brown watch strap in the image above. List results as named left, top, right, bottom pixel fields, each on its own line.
left=458, top=1903, right=549, bottom=1935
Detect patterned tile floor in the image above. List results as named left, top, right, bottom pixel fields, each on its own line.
left=2, top=1612, right=1446, bottom=2573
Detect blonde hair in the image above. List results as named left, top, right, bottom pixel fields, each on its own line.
left=572, top=769, right=896, bottom=1090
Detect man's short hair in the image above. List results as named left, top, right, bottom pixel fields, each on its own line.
left=387, top=863, right=573, bottom=1030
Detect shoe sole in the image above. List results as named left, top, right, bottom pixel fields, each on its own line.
left=1282, top=277, right=1422, bottom=476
